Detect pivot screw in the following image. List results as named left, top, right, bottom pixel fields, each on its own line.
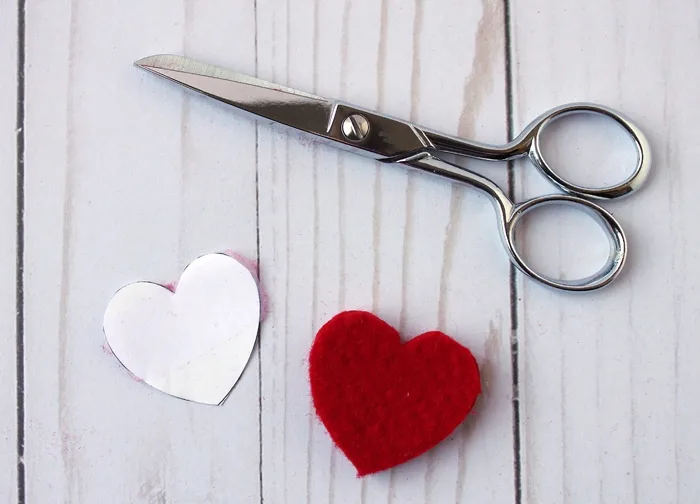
left=341, top=114, right=370, bottom=141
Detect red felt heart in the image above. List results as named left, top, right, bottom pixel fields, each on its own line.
left=309, top=310, right=481, bottom=476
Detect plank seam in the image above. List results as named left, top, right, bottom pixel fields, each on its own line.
left=253, top=0, right=264, bottom=502
left=503, top=0, right=522, bottom=502
left=15, top=0, right=27, bottom=502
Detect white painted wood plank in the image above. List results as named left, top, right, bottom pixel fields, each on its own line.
left=257, top=0, right=515, bottom=502
left=0, top=1, right=18, bottom=502
left=511, top=1, right=700, bottom=503
left=24, top=1, right=260, bottom=502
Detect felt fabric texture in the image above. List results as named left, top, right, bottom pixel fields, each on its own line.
left=309, top=310, right=481, bottom=476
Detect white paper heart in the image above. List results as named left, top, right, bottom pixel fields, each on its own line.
left=103, top=253, right=260, bottom=405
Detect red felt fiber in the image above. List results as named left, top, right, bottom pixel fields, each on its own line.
left=309, top=310, right=481, bottom=476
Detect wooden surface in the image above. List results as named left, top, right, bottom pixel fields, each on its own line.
left=3, top=0, right=699, bottom=502
left=1, top=0, right=18, bottom=502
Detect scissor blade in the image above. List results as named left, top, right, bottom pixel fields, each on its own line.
left=135, top=54, right=333, bottom=135
left=136, top=55, right=431, bottom=160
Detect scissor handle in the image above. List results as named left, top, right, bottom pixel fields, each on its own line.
left=517, top=103, right=651, bottom=200
left=501, top=194, right=627, bottom=291
left=402, top=154, right=628, bottom=291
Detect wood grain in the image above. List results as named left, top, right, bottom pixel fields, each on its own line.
left=256, top=0, right=514, bottom=503
left=1, top=0, right=19, bottom=502
left=23, top=1, right=260, bottom=502
left=511, top=1, right=700, bottom=503
left=6, top=0, right=700, bottom=502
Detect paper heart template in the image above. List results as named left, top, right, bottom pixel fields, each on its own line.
left=103, top=253, right=260, bottom=405
left=309, top=311, right=481, bottom=476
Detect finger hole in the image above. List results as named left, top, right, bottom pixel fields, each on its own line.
left=508, top=197, right=624, bottom=290
left=532, top=107, right=645, bottom=198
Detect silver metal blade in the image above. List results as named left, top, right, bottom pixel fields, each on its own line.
left=135, top=54, right=333, bottom=135
left=135, top=55, right=430, bottom=161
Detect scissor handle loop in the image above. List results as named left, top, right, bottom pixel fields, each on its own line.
left=522, top=103, right=651, bottom=200
left=501, top=194, right=627, bottom=291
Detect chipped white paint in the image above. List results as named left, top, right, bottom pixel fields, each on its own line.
left=511, top=2, right=700, bottom=504
left=23, top=1, right=260, bottom=502
left=3, top=0, right=699, bottom=502
left=0, top=0, right=18, bottom=502
left=256, top=1, right=513, bottom=503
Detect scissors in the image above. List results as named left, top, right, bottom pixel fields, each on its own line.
left=135, top=55, right=650, bottom=292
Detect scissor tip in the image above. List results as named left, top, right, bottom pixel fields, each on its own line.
left=133, top=55, right=193, bottom=75
left=134, top=56, right=154, bottom=69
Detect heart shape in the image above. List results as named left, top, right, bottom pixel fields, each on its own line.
left=309, top=311, right=481, bottom=476
left=103, top=253, right=260, bottom=405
